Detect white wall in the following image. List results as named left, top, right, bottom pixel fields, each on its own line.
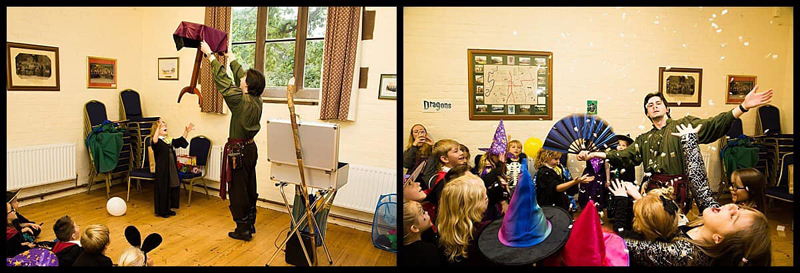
left=7, top=7, right=144, bottom=198
left=8, top=7, right=397, bottom=223
left=404, top=7, right=793, bottom=188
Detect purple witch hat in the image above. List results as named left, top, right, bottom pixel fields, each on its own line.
left=6, top=248, right=59, bottom=267
left=477, top=157, right=573, bottom=265
left=479, top=120, right=510, bottom=157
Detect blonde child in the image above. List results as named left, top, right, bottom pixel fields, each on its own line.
left=73, top=224, right=113, bottom=266
left=533, top=149, right=594, bottom=211
left=437, top=173, right=491, bottom=266
left=118, top=247, right=154, bottom=266
left=401, top=201, right=439, bottom=266
left=504, top=140, right=527, bottom=192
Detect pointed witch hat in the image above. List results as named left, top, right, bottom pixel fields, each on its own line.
left=479, top=120, right=509, bottom=156
left=478, top=157, right=572, bottom=265
left=543, top=200, right=629, bottom=266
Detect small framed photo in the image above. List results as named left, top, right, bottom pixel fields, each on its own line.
left=475, top=65, right=484, bottom=74
left=378, top=74, right=397, bottom=100
left=158, top=57, right=179, bottom=80
left=476, top=85, right=484, bottom=95
left=519, top=105, right=531, bottom=114
left=491, top=105, right=505, bottom=113
left=6, top=42, right=60, bottom=91
left=538, top=66, right=547, bottom=75
left=518, top=57, right=531, bottom=65
left=475, top=56, right=487, bottom=65
left=506, top=56, right=515, bottom=65
left=537, top=76, right=546, bottom=85
left=476, top=75, right=484, bottom=84
left=476, top=95, right=485, bottom=104
left=476, top=105, right=488, bottom=113
left=490, top=56, right=503, bottom=64
left=87, top=56, right=117, bottom=89
left=659, top=67, right=702, bottom=107
left=508, top=105, right=516, bottom=114
left=535, top=58, right=547, bottom=66
left=726, top=75, right=755, bottom=104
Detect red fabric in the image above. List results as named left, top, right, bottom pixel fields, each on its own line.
left=422, top=171, right=446, bottom=195
left=7, top=226, right=18, bottom=241
left=173, top=21, right=229, bottom=53
left=547, top=200, right=629, bottom=266
left=52, top=241, right=77, bottom=254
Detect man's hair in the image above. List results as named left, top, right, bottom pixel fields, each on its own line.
left=643, top=92, right=672, bottom=121
left=246, top=69, right=266, bottom=97
left=53, top=215, right=76, bottom=241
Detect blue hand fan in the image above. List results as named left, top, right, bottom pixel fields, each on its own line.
left=543, top=114, right=618, bottom=154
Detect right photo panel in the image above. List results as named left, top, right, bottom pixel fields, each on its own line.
left=401, top=7, right=794, bottom=266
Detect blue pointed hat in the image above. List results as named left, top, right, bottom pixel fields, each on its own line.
left=479, top=120, right=508, bottom=155
left=478, top=157, right=573, bottom=265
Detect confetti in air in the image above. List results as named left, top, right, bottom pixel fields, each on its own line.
left=638, top=125, right=645, bottom=130
left=623, top=13, right=626, bottom=20
left=709, top=100, right=714, bottom=105
left=765, top=53, right=772, bottom=58
left=721, top=43, right=727, bottom=48
left=721, top=9, right=728, bottom=15
left=666, top=66, right=672, bottom=70
left=716, top=29, right=723, bottom=33
left=677, top=101, right=682, bottom=106
left=720, top=56, right=725, bottom=60
left=764, top=129, right=770, bottom=134
left=711, top=22, right=719, bottom=29
left=654, top=20, right=660, bottom=24
left=712, top=13, right=717, bottom=18
left=683, top=44, right=687, bottom=48
left=739, top=36, right=744, bottom=42
left=574, top=126, right=579, bottom=132
left=744, top=42, right=749, bottom=46
left=620, top=33, right=625, bottom=38
left=513, top=31, right=518, bottom=36
left=773, top=55, right=778, bottom=59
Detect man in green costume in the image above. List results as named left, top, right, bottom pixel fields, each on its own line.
left=201, top=41, right=264, bottom=241
left=578, top=87, right=773, bottom=213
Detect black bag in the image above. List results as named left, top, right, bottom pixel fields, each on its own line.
left=285, top=231, right=315, bottom=266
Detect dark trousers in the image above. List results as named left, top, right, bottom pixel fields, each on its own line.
left=229, top=143, right=259, bottom=227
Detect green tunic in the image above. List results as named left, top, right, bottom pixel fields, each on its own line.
left=210, top=58, right=263, bottom=140
left=606, top=111, right=736, bottom=175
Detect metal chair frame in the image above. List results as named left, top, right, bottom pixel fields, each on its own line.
left=84, top=100, right=132, bottom=199
left=181, top=135, right=213, bottom=206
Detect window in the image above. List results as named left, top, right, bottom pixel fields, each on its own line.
left=231, top=7, right=327, bottom=104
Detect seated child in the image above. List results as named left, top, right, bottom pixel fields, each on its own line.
left=6, top=202, right=35, bottom=258
left=504, top=139, right=527, bottom=194
left=7, top=190, right=43, bottom=243
left=728, top=168, right=767, bottom=213
left=401, top=201, right=439, bottom=266
left=52, top=216, right=84, bottom=267
left=533, top=149, right=594, bottom=211
left=437, top=173, right=491, bottom=266
left=72, top=224, right=113, bottom=266
left=118, top=247, right=153, bottom=266
left=605, top=134, right=636, bottom=219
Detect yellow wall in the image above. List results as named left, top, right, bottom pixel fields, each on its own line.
left=7, top=7, right=397, bottom=224
left=404, top=7, right=793, bottom=188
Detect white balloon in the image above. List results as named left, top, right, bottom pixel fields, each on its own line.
left=106, top=197, right=127, bottom=217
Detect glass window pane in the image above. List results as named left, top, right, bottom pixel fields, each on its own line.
left=266, top=7, right=298, bottom=40
left=304, top=40, right=324, bottom=89
left=231, top=7, right=258, bottom=42
left=231, top=44, right=256, bottom=71
left=264, top=41, right=295, bottom=87
left=307, top=7, right=327, bottom=38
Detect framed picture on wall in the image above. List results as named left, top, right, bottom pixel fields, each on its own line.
left=468, top=49, right=553, bottom=120
left=158, top=57, right=179, bottom=80
left=726, top=75, right=756, bottom=104
left=87, top=56, right=117, bottom=89
left=378, top=74, right=397, bottom=100
left=659, top=67, right=702, bottom=107
left=6, top=42, right=60, bottom=91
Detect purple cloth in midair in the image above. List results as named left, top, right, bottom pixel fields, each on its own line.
left=6, top=248, right=59, bottom=267
left=578, top=158, right=609, bottom=209
left=173, top=21, right=229, bottom=53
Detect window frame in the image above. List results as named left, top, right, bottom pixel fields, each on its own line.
left=232, top=6, right=325, bottom=105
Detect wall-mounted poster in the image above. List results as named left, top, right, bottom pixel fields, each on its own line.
left=659, top=67, right=702, bottom=107
left=726, top=75, right=755, bottom=104
left=6, top=42, right=60, bottom=91
left=87, top=56, right=117, bottom=89
left=468, top=49, right=553, bottom=120
left=587, top=100, right=597, bottom=115
left=158, top=57, right=179, bottom=80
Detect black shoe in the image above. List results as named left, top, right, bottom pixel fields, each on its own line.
left=168, top=210, right=177, bottom=216
left=250, top=224, right=256, bottom=234
left=228, top=229, right=252, bottom=241
left=157, top=213, right=172, bottom=218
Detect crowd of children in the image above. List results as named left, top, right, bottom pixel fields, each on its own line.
left=401, top=121, right=773, bottom=266
left=6, top=192, right=162, bottom=266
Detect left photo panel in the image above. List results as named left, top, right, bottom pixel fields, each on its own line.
left=6, top=6, right=397, bottom=266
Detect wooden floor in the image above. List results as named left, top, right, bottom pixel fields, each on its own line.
left=592, top=196, right=794, bottom=266
left=20, top=182, right=396, bottom=266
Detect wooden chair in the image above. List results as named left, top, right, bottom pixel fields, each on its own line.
left=182, top=135, right=212, bottom=206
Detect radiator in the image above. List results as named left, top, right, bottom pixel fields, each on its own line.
left=175, top=145, right=223, bottom=182
left=7, top=143, right=76, bottom=190
left=333, top=164, right=397, bottom=213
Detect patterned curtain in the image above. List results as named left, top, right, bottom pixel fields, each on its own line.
left=199, top=7, right=231, bottom=114
left=319, top=7, right=362, bottom=120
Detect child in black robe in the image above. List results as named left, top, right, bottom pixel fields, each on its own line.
left=149, top=120, right=194, bottom=218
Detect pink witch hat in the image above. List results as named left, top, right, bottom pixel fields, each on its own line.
left=545, top=200, right=629, bottom=266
